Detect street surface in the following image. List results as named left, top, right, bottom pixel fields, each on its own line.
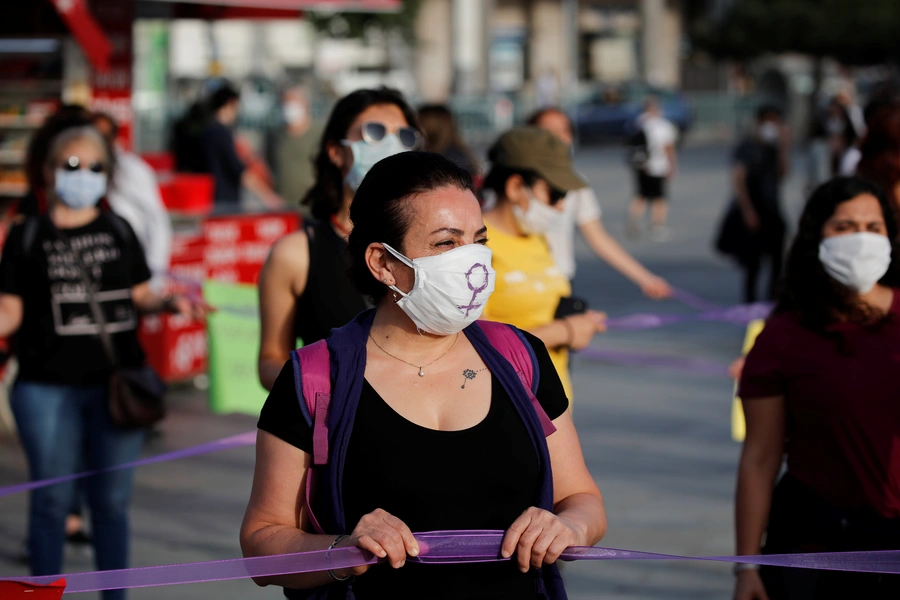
left=0, top=142, right=809, bottom=599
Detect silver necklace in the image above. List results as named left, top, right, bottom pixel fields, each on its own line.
left=368, top=333, right=459, bottom=377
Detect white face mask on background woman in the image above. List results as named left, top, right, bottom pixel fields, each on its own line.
left=344, top=135, right=408, bottom=191
left=819, top=232, right=892, bottom=293
left=383, top=242, right=496, bottom=336
left=511, top=190, right=563, bottom=235
left=54, top=169, right=107, bottom=209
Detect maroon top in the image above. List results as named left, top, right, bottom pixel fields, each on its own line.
left=739, top=289, right=900, bottom=518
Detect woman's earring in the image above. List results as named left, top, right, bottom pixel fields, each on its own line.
left=392, top=291, right=399, bottom=303
left=382, top=278, right=388, bottom=283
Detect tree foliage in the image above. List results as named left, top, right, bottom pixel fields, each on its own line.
left=309, top=0, right=422, bottom=43
left=690, top=0, right=900, bottom=64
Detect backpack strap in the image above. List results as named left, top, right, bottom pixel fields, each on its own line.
left=290, top=340, right=333, bottom=536
left=291, top=340, right=333, bottom=466
left=477, top=320, right=557, bottom=437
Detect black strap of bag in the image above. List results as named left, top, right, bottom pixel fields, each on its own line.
left=53, top=217, right=166, bottom=428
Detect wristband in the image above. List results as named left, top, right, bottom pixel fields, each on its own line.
left=733, top=562, right=761, bottom=575
left=328, top=535, right=351, bottom=582
left=161, top=294, right=177, bottom=314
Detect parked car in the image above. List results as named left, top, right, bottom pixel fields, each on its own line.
left=572, top=82, right=692, bottom=143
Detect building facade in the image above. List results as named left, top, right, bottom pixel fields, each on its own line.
left=414, top=0, right=685, bottom=101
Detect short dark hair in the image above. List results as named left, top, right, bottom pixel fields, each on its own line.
left=756, top=104, right=783, bottom=122
left=208, top=84, right=239, bottom=113
left=525, top=106, right=567, bottom=127
left=25, top=104, right=94, bottom=193
left=348, top=152, right=474, bottom=301
left=91, top=112, right=119, bottom=140
left=481, top=165, right=540, bottom=200
left=303, top=87, right=419, bottom=219
left=777, top=176, right=900, bottom=333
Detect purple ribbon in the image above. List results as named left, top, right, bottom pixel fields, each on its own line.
left=0, top=431, right=256, bottom=498
left=4, top=531, right=899, bottom=594
left=605, top=302, right=773, bottom=332
left=580, top=347, right=730, bottom=378
left=670, top=287, right=720, bottom=311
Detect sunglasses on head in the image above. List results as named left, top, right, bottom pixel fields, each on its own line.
left=60, top=156, right=106, bottom=174
left=360, top=121, right=421, bottom=150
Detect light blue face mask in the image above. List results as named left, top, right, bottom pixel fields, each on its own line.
left=54, top=169, right=108, bottom=209
left=343, top=134, right=408, bottom=191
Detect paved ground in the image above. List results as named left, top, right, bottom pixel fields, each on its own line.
left=0, top=143, right=810, bottom=599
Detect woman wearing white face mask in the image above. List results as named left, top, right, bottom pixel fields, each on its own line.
left=258, top=88, right=421, bottom=391
left=242, top=152, right=607, bottom=600
left=0, top=126, right=208, bottom=599
left=480, top=127, right=607, bottom=400
left=734, top=176, right=900, bottom=600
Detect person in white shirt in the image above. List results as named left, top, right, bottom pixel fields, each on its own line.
left=528, top=108, right=671, bottom=298
left=627, top=97, right=678, bottom=242
left=92, top=113, right=172, bottom=292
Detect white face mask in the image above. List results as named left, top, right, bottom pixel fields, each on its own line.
left=283, top=102, right=308, bottom=125
left=819, top=232, right=892, bottom=294
left=383, top=242, right=496, bottom=336
left=758, top=122, right=780, bottom=145
left=344, top=135, right=407, bottom=191
left=54, top=169, right=107, bottom=209
left=511, top=190, right=563, bottom=235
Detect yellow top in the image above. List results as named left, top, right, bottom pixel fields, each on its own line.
left=483, top=225, right=573, bottom=399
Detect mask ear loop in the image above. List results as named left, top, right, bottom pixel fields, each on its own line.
left=381, top=243, right=430, bottom=337
left=381, top=243, right=416, bottom=301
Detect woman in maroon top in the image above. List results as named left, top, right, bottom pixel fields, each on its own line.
left=735, top=176, right=900, bottom=600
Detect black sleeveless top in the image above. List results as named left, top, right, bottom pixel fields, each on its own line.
left=293, top=219, right=369, bottom=345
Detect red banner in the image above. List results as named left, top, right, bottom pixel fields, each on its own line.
left=50, top=0, right=112, bottom=71
left=88, top=0, right=134, bottom=150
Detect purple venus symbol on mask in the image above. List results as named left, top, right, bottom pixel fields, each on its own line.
left=458, top=263, right=490, bottom=316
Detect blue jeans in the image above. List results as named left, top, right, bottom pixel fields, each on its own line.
left=12, top=381, right=145, bottom=600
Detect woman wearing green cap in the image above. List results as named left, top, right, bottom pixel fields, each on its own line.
left=481, top=127, right=607, bottom=400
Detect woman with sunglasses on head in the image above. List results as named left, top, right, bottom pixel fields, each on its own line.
left=734, top=176, right=900, bottom=600
left=257, top=88, right=420, bottom=390
left=0, top=126, right=207, bottom=599
left=480, top=127, right=606, bottom=400
left=242, top=152, right=606, bottom=599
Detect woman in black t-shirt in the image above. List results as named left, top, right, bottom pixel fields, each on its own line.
left=257, top=88, right=421, bottom=390
left=0, top=126, right=207, bottom=600
left=241, top=152, right=607, bottom=599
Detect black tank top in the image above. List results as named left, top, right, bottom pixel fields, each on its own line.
left=293, top=219, right=369, bottom=346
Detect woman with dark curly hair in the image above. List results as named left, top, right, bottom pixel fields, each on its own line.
left=733, top=176, right=900, bottom=600
left=257, top=88, right=420, bottom=390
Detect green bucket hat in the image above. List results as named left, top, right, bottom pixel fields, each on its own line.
left=487, top=126, right=587, bottom=192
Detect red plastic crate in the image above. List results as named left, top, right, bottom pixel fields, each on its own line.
left=141, top=152, right=174, bottom=173
left=160, top=175, right=214, bottom=215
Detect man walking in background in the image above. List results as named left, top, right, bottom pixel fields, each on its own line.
left=627, top=97, right=678, bottom=242
left=275, top=86, right=321, bottom=213
left=729, top=105, right=790, bottom=303
left=200, top=83, right=284, bottom=210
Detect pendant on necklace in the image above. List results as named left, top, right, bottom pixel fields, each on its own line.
left=418, top=368, right=425, bottom=377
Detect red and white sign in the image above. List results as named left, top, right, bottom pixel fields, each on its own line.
left=88, top=0, right=134, bottom=149
left=140, top=211, right=300, bottom=381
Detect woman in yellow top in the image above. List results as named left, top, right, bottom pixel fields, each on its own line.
left=481, top=127, right=607, bottom=399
